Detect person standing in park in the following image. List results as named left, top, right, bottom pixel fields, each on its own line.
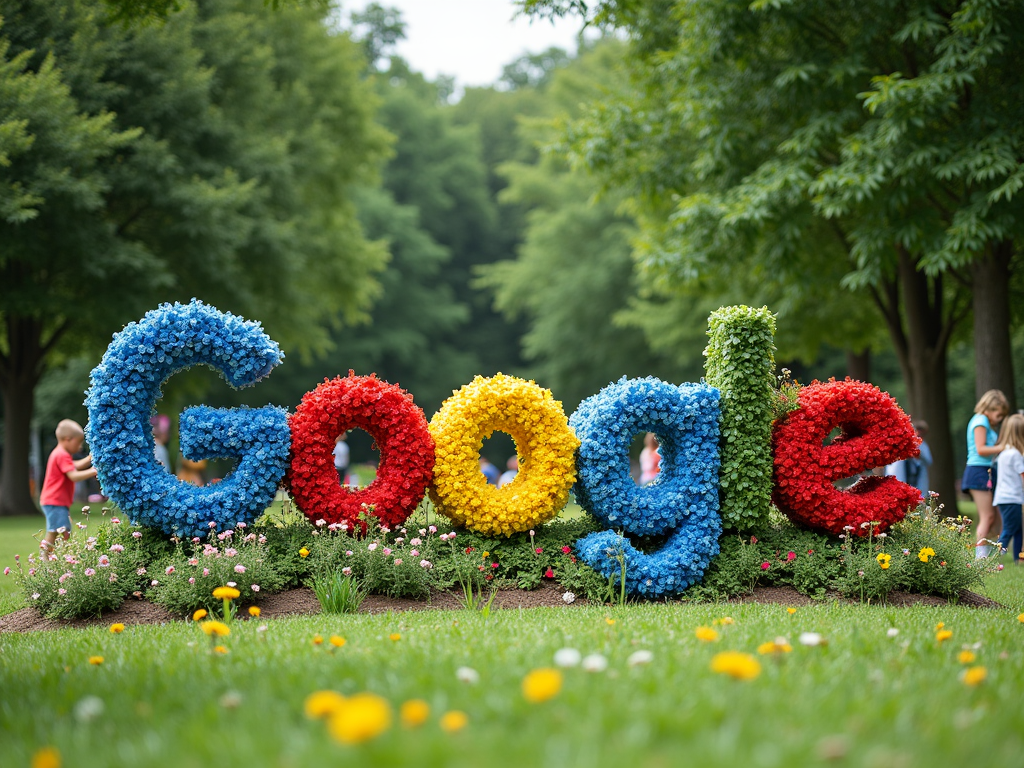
left=993, top=413, right=1024, bottom=564
left=639, top=432, right=661, bottom=485
left=885, top=420, right=932, bottom=496
left=962, top=389, right=1009, bottom=558
left=333, top=432, right=350, bottom=486
left=498, top=455, right=519, bottom=487
left=39, top=419, right=97, bottom=555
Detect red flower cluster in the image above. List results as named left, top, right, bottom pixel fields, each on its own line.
left=287, top=373, right=434, bottom=531
left=772, top=379, right=921, bottom=536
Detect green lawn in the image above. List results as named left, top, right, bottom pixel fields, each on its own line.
left=2, top=595, right=1023, bottom=768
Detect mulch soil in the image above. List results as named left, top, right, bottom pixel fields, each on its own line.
left=0, top=584, right=1002, bottom=635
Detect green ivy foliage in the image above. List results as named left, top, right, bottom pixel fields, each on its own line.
left=704, top=306, right=777, bottom=532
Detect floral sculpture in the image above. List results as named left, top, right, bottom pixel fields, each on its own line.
left=85, top=300, right=290, bottom=538
left=772, top=379, right=921, bottom=535
left=570, top=377, right=722, bottom=597
left=287, top=374, right=434, bottom=530
left=429, top=374, right=579, bottom=536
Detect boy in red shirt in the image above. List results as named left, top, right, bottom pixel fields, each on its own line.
left=39, top=419, right=97, bottom=554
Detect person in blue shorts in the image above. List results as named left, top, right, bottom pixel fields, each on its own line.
left=963, top=390, right=1009, bottom=558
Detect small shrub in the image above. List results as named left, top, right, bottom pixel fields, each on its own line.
left=311, top=571, right=366, bottom=614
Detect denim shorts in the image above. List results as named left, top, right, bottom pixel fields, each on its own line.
left=962, top=465, right=997, bottom=493
left=41, top=505, right=72, bottom=533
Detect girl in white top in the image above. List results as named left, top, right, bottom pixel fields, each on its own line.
left=993, top=414, right=1024, bottom=563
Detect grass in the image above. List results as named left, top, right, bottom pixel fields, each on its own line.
left=2, top=596, right=1023, bottom=768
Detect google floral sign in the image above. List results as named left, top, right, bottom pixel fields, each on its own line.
left=85, top=301, right=920, bottom=597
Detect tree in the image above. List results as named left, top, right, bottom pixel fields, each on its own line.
left=0, top=0, right=388, bottom=516
left=525, top=0, right=1024, bottom=505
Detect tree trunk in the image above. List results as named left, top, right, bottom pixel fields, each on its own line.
left=971, top=240, right=1016, bottom=411
left=895, top=250, right=960, bottom=508
left=0, top=316, right=49, bottom=517
left=845, top=349, right=871, bottom=383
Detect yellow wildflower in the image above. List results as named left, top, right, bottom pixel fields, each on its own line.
left=439, top=710, right=469, bottom=733
left=962, top=666, right=987, bottom=686
left=327, top=692, right=392, bottom=744
left=31, top=747, right=61, bottom=768
left=299, top=547, right=310, bottom=558
left=1018, top=613, right=1024, bottom=623
left=935, top=622, right=945, bottom=630
left=695, top=626, right=719, bottom=642
left=958, top=650, right=976, bottom=664
left=786, top=608, right=797, bottom=615
left=936, top=629, right=953, bottom=643
left=201, top=620, right=230, bottom=637
left=522, top=668, right=563, bottom=703
left=918, top=547, right=936, bottom=563
left=248, top=606, right=260, bottom=618
left=605, top=617, right=616, bottom=626
left=213, top=645, right=229, bottom=655
left=757, top=639, right=792, bottom=655
left=710, top=651, right=761, bottom=681
left=389, top=633, right=401, bottom=641
left=304, top=690, right=346, bottom=719
left=109, top=623, right=125, bottom=634
left=330, top=635, right=346, bottom=648
left=212, top=586, right=240, bottom=600
left=714, top=616, right=735, bottom=625
left=400, top=699, right=430, bottom=728
left=88, top=656, right=104, bottom=666
left=192, top=609, right=208, bottom=621
left=312, top=635, right=324, bottom=646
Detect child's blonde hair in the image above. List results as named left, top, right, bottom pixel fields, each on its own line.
left=974, top=389, right=1009, bottom=416
left=998, top=413, right=1024, bottom=454
left=55, top=419, right=85, bottom=441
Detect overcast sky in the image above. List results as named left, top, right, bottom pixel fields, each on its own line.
left=344, top=1, right=588, bottom=88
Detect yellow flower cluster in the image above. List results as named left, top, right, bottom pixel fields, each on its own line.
left=918, top=547, right=936, bottom=563
left=710, top=651, right=761, bottom=680
left=429, top=374, right=579, bottom=536
left=695, top=626, right=719, bottom=642
left=305, top=690, right=460, bottom=742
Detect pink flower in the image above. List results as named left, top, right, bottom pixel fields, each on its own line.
left=109, top=544, right=124, bottom=552
left=151, top=579, right=159, bottom=586
left=544, top=567, right=554, bottom=578
left=165, top=566, right=175, bottom=575
left=202, top=568, right=210, bottom=576
left=316, top=519, right=326, bottom=527
left=561, top=546, right=571, bottom=554
left=65, top=555, right=76, bottom=563
left=192, top=537, right=201, bottom=543
left=420, top=560, right=433, bottom=569
left=380, top=525, right=391, bottom=534
left=492, top=562, right=499, bottom=569
left=209, top=521, right=217, bottom=528
left=345, top=550, right=354, bottom=557
left=411, top=538, right=422, bottom=546
left=225, top=548, right=238, bottom=557
left=786, top=551, right=796, bottom=562
left=14, top=555, right=19, bottom=561
left=448, top=532, right=456, bottom=540
left=84, top=568, right=96, bottom=577
left=137, top=567, right=147, bottom=576
left=236, top=522, right=246, bottom=529
left=394, top=558, right=403, bottom=565
left=410, top=550, right=419, bottom=557
left=234, top=564, right=246, bottom=574
left=132, top=531, right=143, bottom=539
left=760, top=562, right=771, bottom=571
left=342, top=567, right=352, bottom=576
left=28, top=568, right=36, bottom=576
left=59, top=572, right=72, bottom=583
left=382, top=548, right=392, bottom=556
left=998, top=564, right=1005, bottom=571
left=535, top=547, right=543, bottom=554
left=2, top=567, right=8, bottom=576
left=258, top=535, right=267, bottom=544
left=439, top=533, right=449, bottom=542
left=395, top=538, right=405, bottom=545
left=188, top=558, right=199, bottom=566
left=98, top=555, right=110, bottom=566
left=251, top=584, right=260, bottom=592
left=188, top=577, right=195, bottom=584
left=368, top=542, right=378, bottom=552
left=58, top=588, right=66, bottom=595
left=428, top=525, right=437, bottom=533
left=111, top=518, right=121, bottom=525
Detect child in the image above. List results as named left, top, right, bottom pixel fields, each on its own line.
left=993, top=413, right=1024, bottom=563
left=639, top=432, right=661, bottom=485
left=39, top=419, right=97, bottom=554
left=962, top=389, right=1009, bottom=558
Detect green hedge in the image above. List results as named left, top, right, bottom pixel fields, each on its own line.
left=704, top=306, right=777, bottom=532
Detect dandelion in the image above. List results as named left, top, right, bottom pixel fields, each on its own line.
left=299, top=547, right=310, bottom=558
left=710, top=651, right=761, bottom=680
left=193, top=609, right=208, bottom=621
left=695, top=626, right=719, bottom=642
left=962, top=666, right=987, bottom=686
left=330, top=635, right=346, bottom=648
left=456, top=666, right=480, bottom=684
left=522, top=668, right=563, bottom=702
left=400, top=699, right=430, bottom=728
left=327, top=692, right=392, bottom=744
left=958, top=650, right=976, bottom=664
left=389, top=633, right=401, bottom=642
left=757, top=638, right=792, bottom=655
left=439, top=710, right=468, bottom=733
left=936, top=629, right=953, bottom=643
left=628, top=650, right=654, bottom=667
left=248, top=606, right=260, bottom=618
left=554, top=648, right=581, bottom=668
left=1018, top=614, right=1024, bottom=623
left=212, top=586, right=240, bottom=600
left=313, top=635, right=324, bottom=646
left=201, top=621, right=230, bottom=637
left=213, top=645, right=229, bottom=655
left=31, top=747, right=61, bottom=768
left=88, top=656, right=104, bottom=665
left=109, top=623, right=124, bottom=634
left=305, top=690, right=346, bottom=719
left=605, top=617, right=616, bottom=626
left=581, top=653, right=608, bottom=673
left=787, top=608, right=797, bottom=615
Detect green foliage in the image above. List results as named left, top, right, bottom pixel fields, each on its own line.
left=704, top=306, right=777, bottom=532
left=309, top=570, right=365, bottom=615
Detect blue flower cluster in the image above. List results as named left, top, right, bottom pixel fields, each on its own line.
left=569, top=376, right=722, bottom=597
left=85, top=300, right=291, bottom=538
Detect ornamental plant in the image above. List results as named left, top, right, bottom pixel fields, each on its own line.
left=704, top=305, right=777, bottom=532
left=429, top=374, right=579, bottom=536
left=571, top=378, right=722, bottom=597
left=772, top=379, right=921, bottom=536
left=287, top=374, right=435, bottom=531
left=145, top=523, right=286, bottom=616
left=85, top=300, right=291, bottom=538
